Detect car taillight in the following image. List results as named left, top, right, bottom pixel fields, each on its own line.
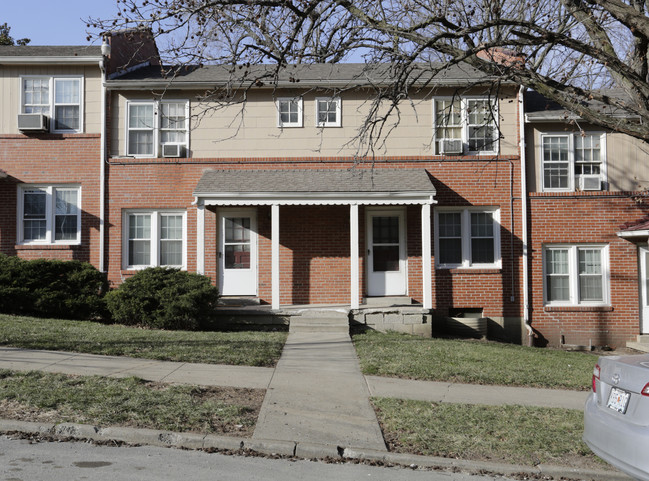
left=592, top=364, right=600, bottom=393
left=642, top=383, right=649, bottom=397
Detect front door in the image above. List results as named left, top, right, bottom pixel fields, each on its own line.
left=640, top=245, right=649, bottom=334
left=219, top=210, right=257, bottom=296
left=366, top=209, right=407, bottom=296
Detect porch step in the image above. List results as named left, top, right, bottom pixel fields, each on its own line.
left=218, top=296, right=261, bottom=307
left=288, top=309, right=350, bottom=334
left=363, top=296, right=413, bottom=307
left=627, top=335, right=649, bottom=353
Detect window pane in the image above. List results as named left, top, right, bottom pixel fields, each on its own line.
left=579, top=249, right=603, bottom=301
left=547, top=275, right=570, bottom=302
left=129, top=214, right=151, bottom=240
left=439, top=238, right=462, bottom=265
left=54, top=105, right=80, bottom=130
left=438, top=212, right=461, bottom=237
left=224, top=217, right=250, bottom=243
left=54, top=79, right=80, bottom=103
left=128, top=131, right=154, bottom=156
left=372, top=217, right=399, bottom=244
left=24, top=190, right=46, bottom=219
left=24, top=220, right=47, bottom=241
left=160, top=240, right=182, bottom=266
left=129, top=104, right=154, bottom=129
left=161, top=215, right=182, bottom=240
left=438, top=212, right=462, bottom=264
left=129, top=240, right=151, bottom=266
left=471, top=238, right=494, bottom=263
left=225, top=244, right=250, bottom=269
left=54, top=190, right=79, bottom=241
left=546, top=249, right=570, bottom=302
left=373, top=245, right=400, bottom=271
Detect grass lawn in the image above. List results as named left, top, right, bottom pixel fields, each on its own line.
left=373, top=398, right=600, bottom=469
left=0, top=314, right=287, bottom=367
left=353, top=330, right=595, bottom=390
left=0, top=370, right=263, bottom=435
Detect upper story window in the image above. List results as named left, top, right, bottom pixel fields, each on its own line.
left=277, top=97, right=303, bottom=128
left=544, top=245, right=609, bottom=306
left=541, top=133, right=606, bottom=192
left=21, top=76, right=83, bottom=133
left=123, top=210, right=186, bottom=269
left=18, top=185, right=81, bottom=244
left=434, top=207, right=501, bottom=268
left=434, top=97, right=498, bottom=155
left=315, top=97, right=341, bottom=127
left=126, top=100, right=189, bottom=158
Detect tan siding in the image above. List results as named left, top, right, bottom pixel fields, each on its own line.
left=526, top=122, right=649, bottom=193
left=111, top=86, right=520, bottom=158
left=0, top=64, right=102, bottom=134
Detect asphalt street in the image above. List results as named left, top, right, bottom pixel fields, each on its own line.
left=0, top=436, right=511, bottom=481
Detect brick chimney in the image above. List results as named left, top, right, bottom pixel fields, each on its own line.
left=476, top=47, right=525, bottom=68
left=103, top=27, right=161, bottom=77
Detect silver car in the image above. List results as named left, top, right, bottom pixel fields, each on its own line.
left=583, top=353, right=649, bottom=480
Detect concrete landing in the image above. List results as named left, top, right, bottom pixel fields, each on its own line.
left=252, top=331, right=387, bottom=451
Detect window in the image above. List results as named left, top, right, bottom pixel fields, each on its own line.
left=434, top=208, right=501, bottom=268
left=21, top=76, right=82, bottom=132
left=541, top=133, right=606, bottom=191
left=315, top=97, right=341, bottom=127
left=126, top=100, right=189, bottom=157
left=277, top=97, right=303, bottom=127
left=18, top=185, right=81, bottom=244
left=434, top=97, right=498, bottom=154
left=544, top=245, right=609, bottom=305
left=123, top=210, right=186, bottom=268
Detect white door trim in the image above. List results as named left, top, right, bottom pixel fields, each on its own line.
left=366, top=207, right=407, bottom=297
left=640, top=245, right=649, bottom=334
left=218, top=208, right=258, bottom=296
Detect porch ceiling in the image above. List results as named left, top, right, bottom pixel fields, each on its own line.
left=193, top=168, right=436, bottom=206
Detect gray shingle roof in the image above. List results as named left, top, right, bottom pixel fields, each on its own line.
left=524, top=89, right=637, bottom=121
left=0, top=46, right=102, bottom=58
left=108, top=62, right=502, bottom=88
left=194, top=168, right=434, bottom=195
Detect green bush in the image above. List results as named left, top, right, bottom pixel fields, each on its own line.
left=0, top=254, right=108, bottom=320
left=105, top=267, right=219, bottom=330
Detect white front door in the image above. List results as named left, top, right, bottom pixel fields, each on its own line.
left=640, top=245, right=649, bottom=334
left=366, top=209, right=407, bottom=296
left=219, top=210, right=257, bottom=296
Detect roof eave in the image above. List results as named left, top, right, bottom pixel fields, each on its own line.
left=0, top=56, right=103, bottom=65
left=617, top=230, right=649, bottom=239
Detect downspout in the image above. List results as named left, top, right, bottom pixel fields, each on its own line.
left=99, top=38, right=109, bottom=273
left=518, top=85, right=533, bottom=346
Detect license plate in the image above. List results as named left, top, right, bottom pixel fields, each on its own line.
left=607, top=388, right=631, bottom=414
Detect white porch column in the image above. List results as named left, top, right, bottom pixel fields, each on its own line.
left=196, top=202, right=205, bottom=275
left=271, top=204, right=280, bottom=310
left=421, top=203, right=432, bottom=309
left=350, top=203, right=360, bottom=309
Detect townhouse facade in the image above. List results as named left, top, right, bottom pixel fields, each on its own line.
left=1, top=29, right=647, bottom=349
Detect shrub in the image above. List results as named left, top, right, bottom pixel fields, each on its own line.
left=105, top=267, right=219, bottom=330
left=0, top=254, right=108, bottom=320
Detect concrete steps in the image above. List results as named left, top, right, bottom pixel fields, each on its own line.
left=627, top=335, right=649, bottom=353
left=288, top=309, right=350, bottom=334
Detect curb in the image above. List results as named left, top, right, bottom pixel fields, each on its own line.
left=0, top=419, right=630, bottom=481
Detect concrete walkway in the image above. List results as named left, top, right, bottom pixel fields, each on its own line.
left=252, top=332, right=386, bottom=450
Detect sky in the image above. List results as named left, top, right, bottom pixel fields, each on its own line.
left=3, top=0, right=122, bottom=46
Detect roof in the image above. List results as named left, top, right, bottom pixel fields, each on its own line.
left=524, top=89, right=638, bottom=122
left=107, top=62, right=506, bottom=89
left=618, top=215, right=649, bottom=239
left=194, top=168, right=436, bottom=206
left=0, top=45, right=103, bottom=64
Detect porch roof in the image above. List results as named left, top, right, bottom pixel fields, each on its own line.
left=193, top=168, right=436, bottom=206
left=618, top=215, right=649, bottom=240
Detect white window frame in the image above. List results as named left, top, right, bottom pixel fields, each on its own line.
left=122, top=209, right=187, bottom=269
left=17, top=184, right=82, bottom=245
left=315, top=97, right=341, bottom=127
left=125, top=99, right=190, bottom=158
left=434, top=207, right=501, bottom=268
left=20, top=75, right=84, bottom=133
left=543, top=244, right=610, bottom=306
left=540, top=132, right=607, bottom=192
left=276, top=97, right=303, bottom=128
left=433, top=96, right=499, bottom=155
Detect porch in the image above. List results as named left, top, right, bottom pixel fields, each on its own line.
left=193, top=168, right=436, bottom=311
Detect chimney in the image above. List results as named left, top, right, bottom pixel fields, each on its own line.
left=476, top=47, right=525, bottom=68
left=103, top=27, right=161, bottom=77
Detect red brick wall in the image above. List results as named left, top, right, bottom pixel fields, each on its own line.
left=105, top=157, right=524, bottom=321
left=528, top=192, right=645, bottom=347
left=0, top=134, right=101, bottom=265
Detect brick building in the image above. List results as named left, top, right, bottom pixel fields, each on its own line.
left=1, top=30, right=647, bottom=348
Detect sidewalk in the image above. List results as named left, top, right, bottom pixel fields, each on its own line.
left=0, top=346, right=588, bottom=410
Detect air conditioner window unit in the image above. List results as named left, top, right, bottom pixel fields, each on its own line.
left=439, top=138, right=463, bottom=154
left=162, top=144, right=185, bottom=158
left=18, top=114, right=48, bottom=132
left=579, top=174, right=601, bottom=191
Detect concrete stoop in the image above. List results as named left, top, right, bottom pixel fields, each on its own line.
left=627, top=335, right=649, bottom=353
left=288, top=309, right=350, bottom=334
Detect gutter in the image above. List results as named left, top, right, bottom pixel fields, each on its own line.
left=519, top=86, right=533, bottom=346
left=99, top=42, right=108, bottom=273
left=0, top=57, right=103, bottom=65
